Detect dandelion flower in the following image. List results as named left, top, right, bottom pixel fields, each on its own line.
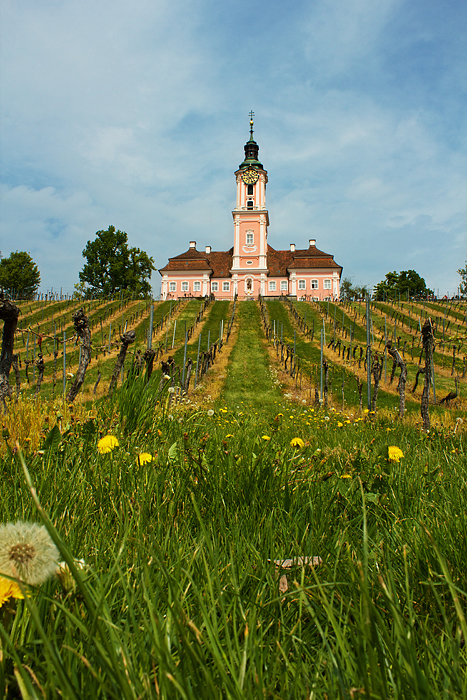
left=262, top=435, right=271, bottom=441
left=0, top=522, right=59, bottom=586
left=225, top=434, right=234, bottom=438
left=56, top=559, right=86, bottom=593
left=388, top=446, right=404, bottom=463
left=97, top=435, right=119, bottom=454
left=0, top=577, right=24, bottom=607
left=137, top=453, right=153, bottom=465
left=207, top=409, right=214, bottom=417
left=290, top=437, right=305, bottom=448
left=167, top=387, right=175, bottom=394
left=164, top=374, right=171, bottom=380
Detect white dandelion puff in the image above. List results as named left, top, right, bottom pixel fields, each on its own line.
left=0, top=522, right=59, bottom=586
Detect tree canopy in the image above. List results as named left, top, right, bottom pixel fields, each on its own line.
left=340, top=277, right=370, bottom=301
left=0, top=251, right=41, bottom=299
left=373, top=270, right=432, bottom=301
left=458, top=258, right=467, bottom=298
left=79, top=226, right=155, bottom=298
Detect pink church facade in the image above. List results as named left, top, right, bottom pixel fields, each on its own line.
left=159, top=119, right=342, bottom=300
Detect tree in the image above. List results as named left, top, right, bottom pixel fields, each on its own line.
left=458, top=259, right=467, bottom=298
left=0, top=251, right=41, bottom=299
left=79, top=226, right=155, bottom=297
left=340, top=277, right=371, bottom=301
left=374, top=270, right=432, bottom=301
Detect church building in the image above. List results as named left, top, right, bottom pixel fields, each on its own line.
left=159, top=117, right=342, bottom=300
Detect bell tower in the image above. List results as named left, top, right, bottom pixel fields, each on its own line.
left=231, top=113, right=269, bottom=297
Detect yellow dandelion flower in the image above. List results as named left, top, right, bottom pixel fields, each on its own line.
left=337, top=422, right=343, bottom=427
left=340, top=474, right=352, bottom=479
left=290, top=437, right=305, bottom=448
left=261, top=435, right=271, bottom=441
left=225, top=434, right=234, bottom=438
left=97, top=435, right=119, bottom=454
left=137, top=453, right=153, bottom=465
left=0, top=577, right=24, bottom=607
left=388, top=446, right=404, bottom=463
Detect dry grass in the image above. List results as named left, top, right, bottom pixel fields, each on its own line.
left=191, top=315, right=240, bottom=404
left=0, top=396, right=93, bottom=456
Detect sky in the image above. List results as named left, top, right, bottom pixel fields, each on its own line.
left=0, top=0, right=466, bottom=297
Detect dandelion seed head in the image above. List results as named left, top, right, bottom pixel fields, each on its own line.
left=0, top=522, right=59, bottom=586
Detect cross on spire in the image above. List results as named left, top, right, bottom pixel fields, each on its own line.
left=249, top=110, right=255, bottom=137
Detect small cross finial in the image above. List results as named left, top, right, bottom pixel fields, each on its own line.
left=249, top=111, right=254, bottom=138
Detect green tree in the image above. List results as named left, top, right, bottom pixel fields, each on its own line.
left=339, top=277, right=354, bottom=301
left=79, top=226, right=155, bottom=297
left=458, top=259, right=467, bottom=298
left=374, top=270, right=432, bottom=301
left=340, top=277, right=370, bottom=301
left=0, top=251, right=41, bottom=299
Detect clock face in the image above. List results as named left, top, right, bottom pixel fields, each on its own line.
left=242, top=169, right=259, bottom=185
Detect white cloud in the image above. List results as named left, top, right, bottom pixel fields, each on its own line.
left=0, top=0, right=465, bottom=296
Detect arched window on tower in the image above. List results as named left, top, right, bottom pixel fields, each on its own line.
left=247, top=184, right=254, bottom=195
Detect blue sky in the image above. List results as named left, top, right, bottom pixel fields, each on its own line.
left=1, top=0, right=465, bottom=296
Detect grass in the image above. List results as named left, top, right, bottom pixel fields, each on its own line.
left=222, top=300, right=282, bottom=405
left=0, top=299, right=466, bottom=697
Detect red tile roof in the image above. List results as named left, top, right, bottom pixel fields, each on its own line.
left=159, top=243, right=341, bottom=277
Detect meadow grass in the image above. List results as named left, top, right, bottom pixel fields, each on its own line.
left=0, top=301, right=466, bottom=698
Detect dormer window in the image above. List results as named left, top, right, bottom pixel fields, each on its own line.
left=247, top=184, right=254, bottom=195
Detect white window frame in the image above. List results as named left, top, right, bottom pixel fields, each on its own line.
left=211, top=281, right=219, bottom=292
left=181, top=281, right=189, bottom=292
left=298, top=279, right=306, bottom=290
left=311, top=279, right=319, bottom=289
left=269, top=280, right=276, bottom=291
left=193, top=280, right=201, bottom=292
left=280, top=280, right=288, bottom=291
left=222, top=281, right=230, bottom=292
left=324, top=279, right=332, bottom=290
left=169, top=281, right=176, bottom=292
left=246, top=232, right=254, bottom=245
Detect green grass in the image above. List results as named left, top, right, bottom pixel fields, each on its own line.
left=222, top=300, right=282, bottom=405
left=0, top=299, right=466, bottom=697
left=0, top=392, right=466, bottom=697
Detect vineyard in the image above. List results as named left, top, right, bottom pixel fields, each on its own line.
left=7, top=296, right=466, bottom=417
left=0, top=296, right=466, bottom=698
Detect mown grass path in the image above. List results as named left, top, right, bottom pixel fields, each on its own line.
left=222, top=301, right=282, bottom=407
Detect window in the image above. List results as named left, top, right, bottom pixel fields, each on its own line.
left=246, top=232, right=254, bottom=245
left=298, top=279, right=306, bottom=290
left=181, top=281, right=189, bottom=292
left=269, top=281, right=276, bottom=291
left=246, top=260, right=253, bottom=265
left=222, top=281, right=230, bottom=292
left=324, top=279, right=332, bottom=290
left=280, top=280, right=288, bottom=291
left=211, top=281, right=218, bottom=292
left=247, top=184, right=254, bottom=195
left=193, top=281, right=201, bottom=292
left=169, top=281, right=176, bottom=292
left=311, top=279, right=318, bottom=289
left=247, top=200, right=253, bottom=209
